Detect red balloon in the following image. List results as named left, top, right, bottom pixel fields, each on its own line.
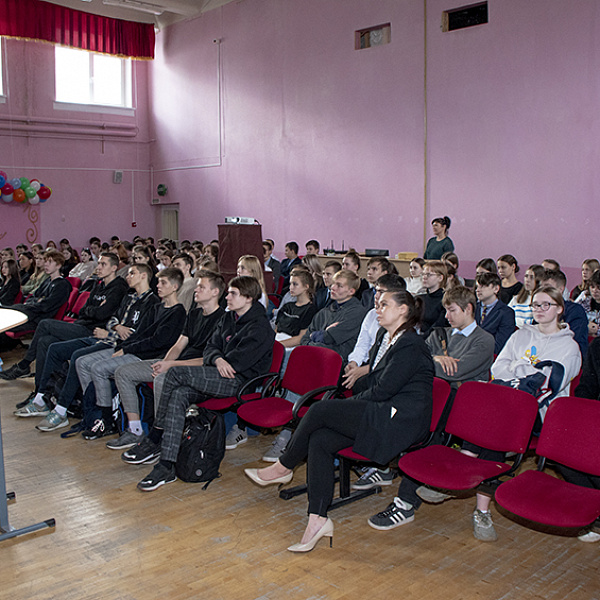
left=13, top=189, right=26, bottom=203
left=38, top=186, right=51, bottom=200
left=1, top=183, right=14, bottom=196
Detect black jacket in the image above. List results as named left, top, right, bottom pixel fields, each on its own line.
left=14, top=277, right=71, bottom=323
left=118, top=303, right=186, bottom=360
left=352, top=328, right=434, bottom=464
left=75, top=276, right=131, bottom=331
left=203, top=302, right=275, bottom=382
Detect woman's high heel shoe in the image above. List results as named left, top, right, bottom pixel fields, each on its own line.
left=244, top=468, right=293, bottom=487
left=287, top=518, right=334, bottom=553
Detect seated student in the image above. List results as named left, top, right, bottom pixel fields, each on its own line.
left=405, top=258, right=425, bottom=295
left=17, top=251, right=34, bottom=288
left=17, top=264, right=159, bottom=426
left=21, top=253, right=49, bottom=297
left=31, top=243, right=44, bottom=258
left=263, top=240, right=281, bottom=291
left=418, top=260, right=448, bottom=338
left=172, top=253, right=196, bottom=311
left=74, top=267, right=187, bottom=440
left=576, top=269, right=600, bottom=334
left=314, top=260, right=341, bottom=311
left=301, top=254, right=325, bottom=294
left=305, top=240, right=320, bottom=255
left=571, top=258, right=600, bottom=301
left=237, top=255, right=269, bottom=308
left=361, top=257, right=396, bottom=310
left=107, top=271, right=225, bottom=450
left=15, top=242, right=28, bottom=255
left=343, top=274, right=407, bottom=392
left=542, top=269, right=588, bottom=358
left=508, top=264, right=545, bottom=328
left=60, top=247, right=78, bottom=278
left=369, top=287, right=495, bottom=537
left=497, top=254, right=523, bottom=304
left=1, top=247, right=15, bottom=261
left=300, top=269, right=367, bottom=364
left=341, top=251, right=369, bottom=301
left=475, top=258, right=497, bottom=275
left=441, top=252, right=465, bottom=286
left=0, top=258, right=21, bottom=306
left=244, top=290, right=434, bottom=550
left=132, top=244, right=158, bottom=292
left=156, top=248, right=173, bottom=271
left=474, top=272, right=516, bottom=355
left=274, top=270, right=316, bottom=348
left=0, top=250, right=71, bottom=353
left=0, top=252, right=129, bottom=382
left=68, top=247, right=97, bottom=282
left=280, top=242, right=302, bottom=295
left=122, top=276, right=275, bottom=491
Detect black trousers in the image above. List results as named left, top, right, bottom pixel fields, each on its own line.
left=280, top=398, right=369, bottom=518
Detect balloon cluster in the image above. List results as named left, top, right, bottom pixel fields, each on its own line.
left=0, top=170, right=52, bottom=205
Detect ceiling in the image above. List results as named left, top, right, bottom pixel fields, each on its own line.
left=42, top=0, right=239, bottom=29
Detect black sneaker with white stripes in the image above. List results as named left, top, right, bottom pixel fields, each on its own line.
left=368, top=497, right=415, bottom=531
left=351, top=467, right=394, bottom=490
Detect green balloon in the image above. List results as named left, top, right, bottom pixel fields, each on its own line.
left=24, top=186, right=36, bottom=199
left=20, top=177, right=30, bottom=188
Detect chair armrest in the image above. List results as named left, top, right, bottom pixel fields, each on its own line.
left=236, top=372, right=281, bottom=403
left=291, top=385, right=338, bottom=418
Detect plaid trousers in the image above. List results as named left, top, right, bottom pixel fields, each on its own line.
left=157, top=365, right=243, bottom=462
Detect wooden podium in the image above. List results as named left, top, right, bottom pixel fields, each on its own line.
left=217, top=223, right=264, bottom=284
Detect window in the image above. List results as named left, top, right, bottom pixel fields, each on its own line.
left=442, top=3, right=488, bottom=32
left=55, top=46, right=132, bottom=109
left=355, top=23, right=391, bottom=50
left=0, top=38, right=5, bottom=98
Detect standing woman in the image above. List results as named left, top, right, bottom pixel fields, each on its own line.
left=424, top=216, right=454, bottom=260
left=571, top=259, right=600, bottom=301
left=0, top=259, right=21, bottom=305
left=497, top=254, right=523, bottom=304
left=245, top=290, right=434, bottom=552
left=508, top=264, right=545, bottom=328
left=237, top=255, right=268, bottom=308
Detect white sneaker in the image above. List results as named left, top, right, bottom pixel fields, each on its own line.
left=578, top=531, right=600, bottom=543
left=225, top=424, right=248, bottom=450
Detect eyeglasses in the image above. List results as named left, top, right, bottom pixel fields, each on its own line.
left=531, top=302, right=558, bottom=311
left=422, top=272, right=437, bottom=278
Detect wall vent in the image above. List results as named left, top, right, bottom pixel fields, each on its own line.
left=442, top=2, right=488, bottom=32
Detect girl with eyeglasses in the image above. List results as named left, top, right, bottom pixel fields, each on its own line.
left=492, top=285, right=581, bottom=417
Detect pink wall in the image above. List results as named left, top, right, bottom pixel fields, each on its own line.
left=2, top=0, right=598, bottom=291
left=0, top=37, right=155, bottom=252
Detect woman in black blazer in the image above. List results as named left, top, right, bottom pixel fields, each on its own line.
left=245, top=290, right=434, bottom=552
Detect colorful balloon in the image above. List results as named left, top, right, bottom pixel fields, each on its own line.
left=2, top=193, right=13, bottom=203
left=10, top=178, right=21, bottom=189
left=30, top=180, right=41, bottom=192
left=1, top=183, right=14, bottom=196
left=0, top=176, right=5, bottom=188
left=20, top=177, right=30, bottom=188
left=24, top=186, right=37, bottom=199
left=13, top=189, right=26, bottom=203
left=38, top=186, right=51, bottom=200
left=28, top=194, right=40, bottom=205
left=0, top=170, right=7, bottom=181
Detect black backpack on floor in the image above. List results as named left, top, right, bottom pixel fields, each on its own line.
left=176, top=406, right=225, bottom=488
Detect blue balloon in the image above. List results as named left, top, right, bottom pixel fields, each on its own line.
left=10, top=177, right=21, bottom=189
left=0, top=176, right=5, bottom=188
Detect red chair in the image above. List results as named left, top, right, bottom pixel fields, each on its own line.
left=198, top=341, right=286, bottom=411
left=495, top=396, right=600, bottom=531
left=12, top=290, right=23, bottom=305
left=237, top=346, right=343, bottom=430
left=397, top=381, right=538, bottom=499
left=66, top=276, right=81, bottom=290
left=333, top=378, right=452, bottom=510
left=5, top=297, right=71, bottom=340
left=62, top=291, right=90, bottom=323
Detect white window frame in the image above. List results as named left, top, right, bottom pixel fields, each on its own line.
left=54, top=45, right=134, bottom=115
left=0, top=38, right=6, bottom=102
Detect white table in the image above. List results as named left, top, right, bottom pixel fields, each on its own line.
left=0, top=309, right=56, bottom=541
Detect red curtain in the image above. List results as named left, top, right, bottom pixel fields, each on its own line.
left=0, top=0, right=155, bottom=59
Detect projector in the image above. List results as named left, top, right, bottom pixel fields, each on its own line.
left=225, top=216, right=256, bottom=225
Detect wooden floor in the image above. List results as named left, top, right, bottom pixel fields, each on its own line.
left=0, top=348, right=599, bottom=600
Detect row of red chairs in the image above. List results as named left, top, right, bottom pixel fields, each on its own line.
left=5, top=277, right=89, bottom=340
